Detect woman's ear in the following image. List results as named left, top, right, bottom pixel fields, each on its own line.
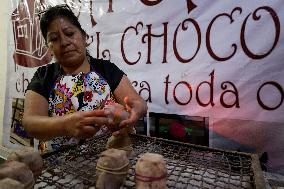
left=85, top=37, right=88, bottom=46
left=84, top=33, right=89, bottom=46
left=47, top=49, right=53, bottom=57
left=47, top=47, right=53, bottom=56
left=45, top=41, right=49, bottom=48
left=46, top=42, right=54, bottom=56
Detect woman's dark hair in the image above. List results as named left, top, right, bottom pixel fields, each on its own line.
left=39, top=4, right=86, bottom=42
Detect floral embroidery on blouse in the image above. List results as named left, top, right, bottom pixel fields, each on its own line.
left=41, top=71, right=116, bottom=152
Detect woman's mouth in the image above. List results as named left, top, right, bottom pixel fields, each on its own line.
left=62, top=50, right=75, bottom=55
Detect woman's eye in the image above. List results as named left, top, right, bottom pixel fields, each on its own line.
left=48, top=37, right=57, bottom=42
left=66, top=32, right=74, bottom=37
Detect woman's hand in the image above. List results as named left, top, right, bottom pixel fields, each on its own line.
left=112, top=96, right=147, bottom=136
left=63, top=110, right=111, bottom=139
left=112, top=75, right=148, bottom=136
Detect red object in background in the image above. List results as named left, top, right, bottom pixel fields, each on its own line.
left=169, top=122, right=186, bottom=139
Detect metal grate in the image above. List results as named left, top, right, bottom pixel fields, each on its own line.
left=35, top=134, right=265, bottom=189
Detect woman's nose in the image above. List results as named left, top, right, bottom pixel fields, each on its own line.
left=60, top=34, right=70, bottom=46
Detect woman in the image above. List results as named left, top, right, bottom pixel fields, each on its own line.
left=22, top=4, right=147, bottom=152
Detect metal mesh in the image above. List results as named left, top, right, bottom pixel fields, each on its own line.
left=35, top=134, right=265, bottom=189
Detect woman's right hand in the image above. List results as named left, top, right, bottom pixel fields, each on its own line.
left=63, top=110, right=111, bottom=139
left=23, top=91, right=116, bottom=141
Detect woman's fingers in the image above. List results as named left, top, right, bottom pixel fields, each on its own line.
left=80, top=109, right=114, bottom=126
left=67, top=110, right=111, bottom=138
left=82, top=110, right=108, bottom=118
left=83, top=125, right=97, bottom=133
left=119, top=110, right=138, bottom=127
left=112, top=128, right=128, bottom=136
left=124, top=96, right=132, bottom=112
left=83, top=126, right=98, bottom=136
left=119, top=119, right=134, bottom=128
left=83, top=116, right=112, bottom=126
left=75, top=126, right=98, bottom=139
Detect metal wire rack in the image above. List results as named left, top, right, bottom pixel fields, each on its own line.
left=35, top=134, right=265, bottom=189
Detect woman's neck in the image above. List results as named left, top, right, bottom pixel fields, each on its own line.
left=61, top=58, right=90, bottom=75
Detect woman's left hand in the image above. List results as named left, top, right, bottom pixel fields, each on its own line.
left=112, top=75, right=148, bottom=136
left=112, top=97, right=143, bottom=136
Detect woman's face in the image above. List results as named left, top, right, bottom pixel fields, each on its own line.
left=46, top=17, right=86, bottom=69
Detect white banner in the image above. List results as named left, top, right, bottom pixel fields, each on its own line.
left=3, top=0, right=284, bottom=173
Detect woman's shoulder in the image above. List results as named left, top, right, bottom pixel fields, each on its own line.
left=89, top=56, right=121, bottom=72
left=34, top=62, right=61, bottom=77
left=90, top=57, right=112, bottom=66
